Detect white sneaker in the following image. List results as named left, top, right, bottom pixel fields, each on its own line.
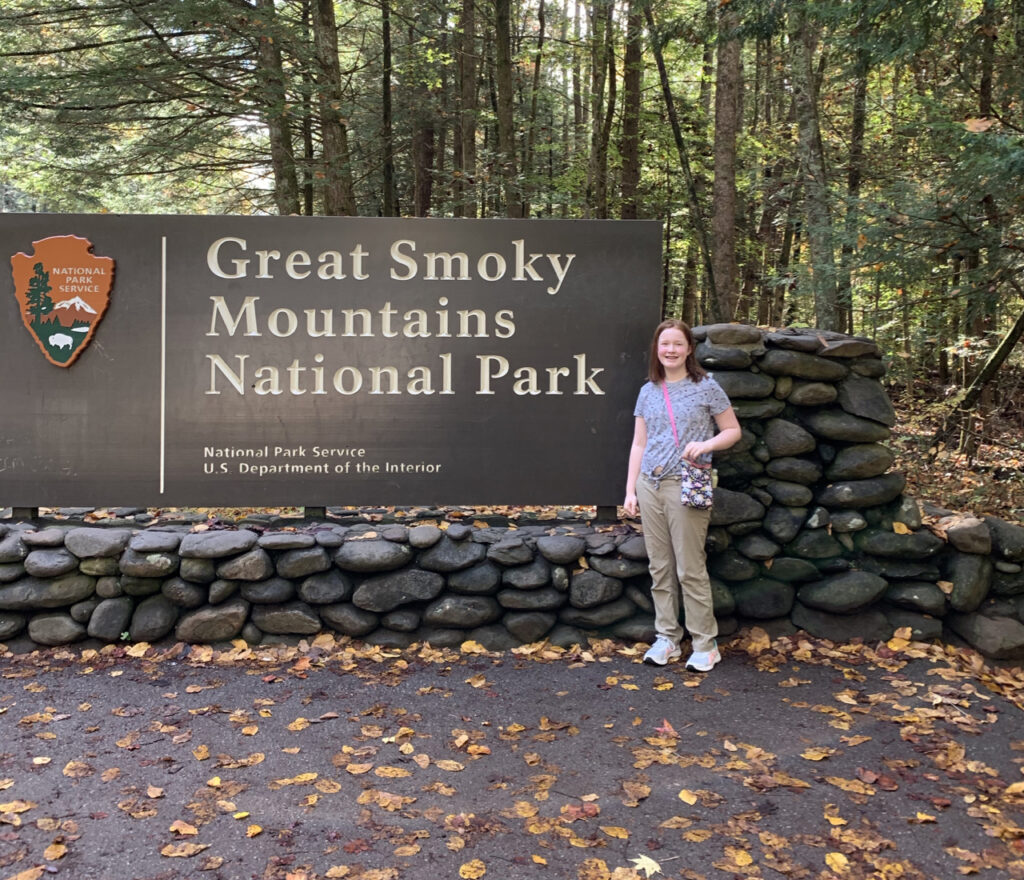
left=685, top=644, right=721, bottom=672
left=643, top=636, right=681, bottom=666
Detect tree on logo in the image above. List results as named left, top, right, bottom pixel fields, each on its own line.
left=26, top=261, right=54, bottom=318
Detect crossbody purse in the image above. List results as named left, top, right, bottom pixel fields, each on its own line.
left=661, top=381, right=714, bottom=510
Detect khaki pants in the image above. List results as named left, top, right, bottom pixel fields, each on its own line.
left=637, top=474, right=717, bottom=652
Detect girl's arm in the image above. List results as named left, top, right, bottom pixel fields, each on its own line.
left=682, top=407, right=741, bottom=462
left=623, top=416, right=647, bottom=517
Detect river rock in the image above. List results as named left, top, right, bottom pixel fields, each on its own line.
left=333, top=539, right=413, bottom=572
left=467, top=625, right=521, bottom=651
left=407, top=525, right=443, bottom=549
left=800, top=409, right=891, bottom=443
left=275, top=547, right=331, bottom=579
left=883, top=608, right=942, bottom=642
left=817, top=472, right=906, bottom=509
left=758, top=349, right=849, bottom=381
left=0, top=574, right=95, bottom=610
left=502, top=557, right=551, bottom=589
left=619, top=536, right=649, bottom=560
left=762, top=506, right=807, bottom=544
left=216, top=548, right=274, bottom=581
left=711, top=489, right=766, bottom=525
left=947, top=612, right=1024, bottom=660
left=129, top=531, right=184, bottom=553
left=297, top=569, right=352, bottom=604
left=730, top=578, right=795, bottom=619
left=64, top=528, right=132, bottom=558
left=559, top=597, right=636, bottom=628
left=884, top=582, right=947, bottom=616
left=24, top=548, right=79, bottom=578
left=383, top=610, right=419, bottom=631
left=734, top=533, right=781, bottom=561
left=787, top=381, right=838, bottom=406
left=424, top=596, right=502, bottom=628
left=503, top=611, right=557, bottom=643
left=130, top=594, right=178, bottom=642
left=79, top=557, right=119, bottom=577
left=161, top=577, right=207, bottom=608
left=569, top=570, right=623, bottom=608
left=448, top=561, right=502, bottom=595
left=945, top=552, right=992, bottom=613
left=320, top=603, right=378, bottom=636
left=762, top=419, right=817, bottom=457
left=174, top=598, right=249, bottom=642
left=797, top=571, right=888, bottom=613
left=180, top=558, right=217, bottom=584
left=709, top=550, right=760, bottom=582
left=29, top=612, right=86, bottom=646
left=258, top=531, right=316, bottom=550
left=703, top=323, right=765, bottom=345
left=496, top=586, right=565, bottom=611
left=765, top=457, right=823, bottom=485
left=944, top=517, right=992, bottom=555
left=179, top=530, right=258, bottom=559
left=119, top=548, right=179, bottom=578
left=0, top=612, right=27, bottom=639
left=855, top=528, right=944, bottom=559
left=487, top=538, right=534, bottom=566
left=760, top=480, right=814, bottom=507
left=87, top=596, right=135, bottom=641
left=713, top=371, right=776, bottom=400
left=696, top=342, right=753, bottom=369
left=208, top=579, right=239, bottom=604
left=418, top=536, right=487, bottom=572
left=791, top=602, right=892, bottom=642
left=837, top=374, right=896, bottom=426
left=588, top=556, right=649, bottom=579
left=352, top=569, right=445, bottom=612
left=826, top=444, right=894, bottom=480
left=985, top=517, right=1024, bottom=562
left=21, top=528, right=66, bottom=548
left=536, top=535, right=587, bottom=565
left=0, top=533, right=28, bottom=563
left=764, top=557, right=820, bottom=582
left=240, top=577, right=295, bottom=604
left=732, top=399, right=786, bottom=420
left=0, top=563, right=25, bottom=584
left=787, top=530, right=844, bottom=559
left=251, top=602, right=321, bottom=635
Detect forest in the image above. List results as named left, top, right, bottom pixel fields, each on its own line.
left=1, top=1, right=1023, bottom=463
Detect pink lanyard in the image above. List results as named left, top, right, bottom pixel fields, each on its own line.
left=662, top=381, right=710, bottom=468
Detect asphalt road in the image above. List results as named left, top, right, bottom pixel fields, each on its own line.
left=2, top=631, right=1023, bottom=880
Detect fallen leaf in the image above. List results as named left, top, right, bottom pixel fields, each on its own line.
left=629, top=854, right=663, bottom=878
left=459, top=858, right=486, bottom=879
left=43, top=842, right=67, bottom=860
left=160, top=842, right=210, bottom=857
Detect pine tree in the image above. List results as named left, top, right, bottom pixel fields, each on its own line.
left=25, top=262, right=53, bottom=319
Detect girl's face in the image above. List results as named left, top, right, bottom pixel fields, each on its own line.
left=657, top=327, right=689, bottom=372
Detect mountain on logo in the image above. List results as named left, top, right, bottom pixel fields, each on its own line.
left=53, top=295, right=98, bottom=315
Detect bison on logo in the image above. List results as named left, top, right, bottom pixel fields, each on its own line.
left=11, top=234, right=115, bottom=367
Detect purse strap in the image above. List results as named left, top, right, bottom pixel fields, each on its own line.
left=661, top=380, right=711, bottom=469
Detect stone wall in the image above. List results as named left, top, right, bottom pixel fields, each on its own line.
left=2, top=323, right=1024, bottom=659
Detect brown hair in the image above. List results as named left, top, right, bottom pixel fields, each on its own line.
left=647, top=319, right=708, bottom=384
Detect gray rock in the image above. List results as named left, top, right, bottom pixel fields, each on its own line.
left=765, top=457, right=823, bottom=485
left=800, top=409, right=892, bottom=443
left=945, top=552, right=992, bottom=613
left=587, top=556, right=649, bottom=579
left=992, top=569, right=1024, bottom=597
left=64, top=528, right=132, bottom=558
left=467, top=624, right=521, bottom=652
left=119, top=548, right=179, bottom=578
left=502, top=557, right=552, bottom=590
left=179, top=530, right=259, bottom=559
left=275, top=547, right=332, bottom=579
left=947, top=613, right=1024, bottom=660
left=715, top=454, right=765, bottom=482
left=216, top=548, right=274, bottom=581
left=121, top=577, right=163, bottom=597
left=984, top=517, right=1024, bottom=563
left=380, top=525, right=409, bottom=543
left=826, top=444, right=894, bottom=481
left=130, top=594, right=178, bottom=642
left=883, top=607, right=942, bottom=641
left=787, top=381, right=838, bottom=406
left=240, top=577, right=295, bottom=604
left=352, top=569, right=445, bottom=612
left=944, top=517, right=991, bottom=555
left=762, top=419, right=817, bottom=457
left=831, top=511, right=868, bottom=533
left=334, top=539, right=414, bottom=572
left=734, top=533, right=781, bottom=561
left=837, top=374, right=896, bottom=426
left=251, top=602, right=321, bottom=635
left=625, top=583, right=653, bottom=612
left=885, top=581, right=947, bottom=616
left=208, top=579, right=239, bottom=604
left=711, top=489, right=766, bottom=525
left=764, top=557, right=820, bottom=582
left=786, top=530, right=844, bottom=559
left=758, top=349, right=849, bottom=381
left=0, top=563, right=25, bottom=583
left=849, top=356, right=886, bottom=377
left=859, top=557, right=941, bottom=580
left=791, top=602, right=893, bottom=642
left=619, top=536, right=649, bottom=561
left=703, top=323, right=765, bottom=345
left=29, top=612, right=86, bottom=646
left=424, top=596, right=502, bottom=628
left=79, top=557, right=119, bottom=577
left=320, top=603, right=379, bottom=637
left=70, top=597, right=99, bottom=623
left=817, top=472, right=906, bottom=509
left=487, top=538, right=534, bottom=566
left=820, top=338, right=881, bottom=359
left=0, top=574, right=95, bottom=610
left=536, top=535, right=588, bottom=565
left=610, top=614, right=657, bottom=643
left=446, top=523, right=473, bottom=541
left=730, top=578, right=795, bottom=619
left=552, top=566, right=570, bottom=592
left=760, top=480, right=814, bottom=507
left=732, top=399, right=786, bottom=421
left=22, top=527, right=67, bottom=548
left=175, top=598, right=250, bottom=642
left=765, top=331, right=824, bottom=353
left=240, top=623, right=263, bottom=644
left=415, top=627, right=467, bottom=647
left=95, top=577, right=122, bottom=598
left=797, top=571, right=889, bottom=613
left=88, top=596, right=135, bottom=641
left=382, top=609, right=421, bottom=632
left=24, top=548, right=79, bottom=578
left=418, top=536, right=487, bottom=572
left=569, top=570, right=623, bottom=608
left=713, top=371, right=776, bottom=400
left=0, top=533, right=28, bottom=563
left=547, top=624, right=591, bottom=648
left=161, top=577, right=207, bottom=608
left=180, top=557, right=217, bottom=584
left=503, top=611, right=557, bottom=643
left=712, top=579, right=737, bottom=616
left=0, top=612, right=27, bottom=639
left=855, top=528, right=944, bottom=559
left=560, top=597, right=637, bottom=628
left=762, top=506, right=807, bottom=544
left=696, top=341, right=753, bottom=369
left=129, top=531, right=184, bottom=553
left=362, top=629, right=416, bottom=649
left=313, top=528, right=347, bottom=548
left=257, top=531, right=317, bottom=550
left=496, top=587, right=565, bottom=611
left=709, top=550, right=760, bottom=582
left=894, top=496, right=923, bottom=530
left=407, top=525, right=443, bottom=549
left=448, top=561, right=502, bottom=595
left=298, top=569, right=352, bottom=604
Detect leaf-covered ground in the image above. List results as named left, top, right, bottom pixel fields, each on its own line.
left=3, top=629, right=1024, bottom=880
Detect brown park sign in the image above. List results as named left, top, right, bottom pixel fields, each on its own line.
left=1, top=215, right=661, bottom=508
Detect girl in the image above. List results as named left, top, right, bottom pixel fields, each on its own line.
left=623, top=319, right=741, bottom=670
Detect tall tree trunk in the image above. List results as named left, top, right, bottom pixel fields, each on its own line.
left=494, top=0, right=522, bottom=217
left=381, top=0, right=396, bottom=216
left=311, top=0, right=356, bottom=215
left=523, top=0, right=547, bottom=215
left=711, top=5, right=742, bottom=321
left=455, top=0, right=477, bottom=218
left=255, top=0, right=299, bottom=215
left=838, top=23, right=868, bottom=335
left=587, top=1, right=613, bottom=218
left=619, top=0, right=642, bottom=220
left=790, top=1, right=838, bottom=329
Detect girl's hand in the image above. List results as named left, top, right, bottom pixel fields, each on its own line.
left=682, top=440, right=709, bottom=461
left=623, top=493, right=639, bottom=517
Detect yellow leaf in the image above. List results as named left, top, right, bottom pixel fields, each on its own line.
left=825, top=852, right=849, bottom=872
left=206, top=777, right=222, bottom=788
left=892, top=522, right=912, bottom=535
left=375, top=766, right=412, bottom=778
left=325, top=868, right=351, bottom=879
left=345, top=763, right=373, bottom=775
left=728, top=846, right=753, bottom=866
left=247, top=824, right=262, bottom=837
left=684, top=829, right=713, bottom=842
left=7, top=868, right=44, bottom=880
left=460, top=640, right=487, bottom=655
left=287, top=718, right=310, bottom=732
left=459, top=859, right=486, bottom=879
left=101, top=768, right=122, bottom=783
left=193, top=745, right=210, bottom=761
left=62, top=760, right=94, bottom=778
left=32, top=757, right=51, bottom=766
left=800, top=748, right=835, bottom=761
left=1004, top=781, right=1024, bottom=796
left=915, top=812, right=937, bottom=823
left=241, top=725, right=259, bottom=736
left=436, top=760, right=465, bottom=772
left=532, top=855, right=547, bottom=865
left=125, top=641, right=150, bottom=657
left=44, top=842, right=68, bottom=860
left=678, top=789, right=698, bottom=805
left=234, top=812, right=250, bottom=820
left=160, top=842, right=210, bottom=857
left=394, top=844, right=421, bottom=856
left=600, top=826, right=629, bottom=839
left=169, top=819, right=198, bottom=836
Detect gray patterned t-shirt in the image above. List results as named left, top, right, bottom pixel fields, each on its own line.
left=633, top=376, right=731, bottom=478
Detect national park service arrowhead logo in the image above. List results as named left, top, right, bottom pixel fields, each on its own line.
left=11, top=234, right=115, bottom=367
